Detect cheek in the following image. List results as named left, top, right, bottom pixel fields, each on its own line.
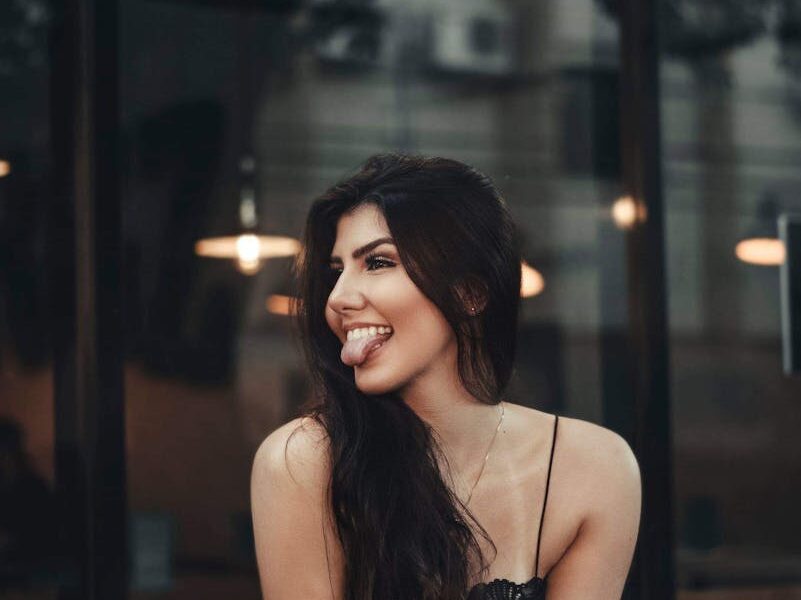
left=390, top=288, right=454, bottom=347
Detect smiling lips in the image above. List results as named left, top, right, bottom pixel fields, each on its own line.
left=341, top=327, right=393, bottom=367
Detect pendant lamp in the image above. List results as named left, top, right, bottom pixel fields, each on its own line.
left=194, top=10, right=301, bottom=275
left=735, top=192, right=786, bottom=266
left=194, top=156, right=301, bottom=275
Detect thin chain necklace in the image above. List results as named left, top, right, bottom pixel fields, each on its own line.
left=465, top=401, right=505, bottom=506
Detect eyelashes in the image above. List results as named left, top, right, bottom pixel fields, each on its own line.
left=365, top=254, right=396, bottom=271
left=326, top=253, right=396, bottom=278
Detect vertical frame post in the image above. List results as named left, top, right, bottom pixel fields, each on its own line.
left=50, top=0, right=127, bottom=598
left=615, top=0, right=676, bottom=597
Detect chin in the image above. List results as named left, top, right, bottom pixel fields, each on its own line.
left=354, top=378, right=395, bottom=396
left=354, top=369, right=402, bottom=396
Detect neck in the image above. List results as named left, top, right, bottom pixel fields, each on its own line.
left=398, top=352, right=504, bottom=483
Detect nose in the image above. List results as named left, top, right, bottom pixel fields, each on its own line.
left=327, top=270, right=367, bottom=314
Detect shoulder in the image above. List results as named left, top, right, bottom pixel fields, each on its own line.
left=250, top=416, right=344, bottom=599
left=554, top=414, right=642, bottom=521
left=251, top=416, right=330, bottom=497
left=513, top=406, right=639, bottom=485
left=507, top=405, right=640, bottom=520
left=533, top=415, right=642, bottom=594
left=556, top=415, right=639, bottom=474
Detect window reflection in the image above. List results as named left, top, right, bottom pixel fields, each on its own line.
left=659, top=0, right=801, bottom=596
left=120, top=1, right=623, bottom=596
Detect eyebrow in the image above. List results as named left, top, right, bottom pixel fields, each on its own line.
left=328, top=237, right=395, bottom=263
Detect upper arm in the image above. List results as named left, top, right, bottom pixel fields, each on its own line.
left=250, top=418, right=345, bottom=600
left=545, top=424, right=642, bottom=600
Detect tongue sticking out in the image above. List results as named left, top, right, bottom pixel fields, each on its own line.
left=341, top=332, right=392, bottom=367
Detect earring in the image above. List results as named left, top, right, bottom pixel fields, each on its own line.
left=470, top=306, right=476, bottom=314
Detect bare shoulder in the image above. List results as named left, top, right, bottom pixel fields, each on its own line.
left=252, top=416, right=330, bottom=492
left=512, top=405, right=639, bottom=481
left=251, top=416, right=343, bottom=599
left=552, top=414, right=642, bottom=522
left=557, top=415, right=639, bottom=472
left=529, top=414, right=642, bottom=595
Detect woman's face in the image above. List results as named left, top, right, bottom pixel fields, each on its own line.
left=325, top=203, right=457, bottom=395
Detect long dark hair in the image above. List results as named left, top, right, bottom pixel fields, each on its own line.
left=290, top=153, right=522, bottom=599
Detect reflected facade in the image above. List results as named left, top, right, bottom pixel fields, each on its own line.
left=2, top=0, right=800, bottom=598
left=659, top=4, right=801, bottom=597
left=120, top=1, right=624, bottom=596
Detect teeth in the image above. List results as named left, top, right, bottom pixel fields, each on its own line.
left=346, top=326, right=393, bottom=340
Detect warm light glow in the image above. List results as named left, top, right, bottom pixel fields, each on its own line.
left=735, top=237, right=785, bottom=266
left=266, top=294, right=301, bottom=316
left=0, top=160, right=10, bottom=177
left=521, top=261, right=545, bottom=297
left=234, top=234, right=263, bottom=275
left=612, top=195, right=645, bottom=229
left=236, top=234, right=260, bottom=262
left=236, top=256, right=262, bottom=276
left=195, top=234, right=301, bottom=259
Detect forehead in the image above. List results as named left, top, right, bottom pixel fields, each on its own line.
left=332, top=204, right=389, bottom=248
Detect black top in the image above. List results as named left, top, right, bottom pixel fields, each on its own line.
left=465, top=414, right=559, bottom=600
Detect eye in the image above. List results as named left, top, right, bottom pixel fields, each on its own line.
left=325, top=254, right=395, bottom=281
left=365, top=253, right=395, bottom=271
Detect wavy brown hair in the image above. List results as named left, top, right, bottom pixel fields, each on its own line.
left=289, top=153, right=522, bottom=599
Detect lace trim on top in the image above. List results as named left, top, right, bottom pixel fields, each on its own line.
left=466, top=575, right=546, bottom=600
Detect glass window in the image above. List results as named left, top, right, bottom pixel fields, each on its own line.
left=659, top=4, right=801, bottom=597
left=121, top=1, right=632, bottom=597
left=0, top=1, right=60, bottom=598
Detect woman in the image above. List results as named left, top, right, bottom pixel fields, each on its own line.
left=251, top=154, right=641, bottom=599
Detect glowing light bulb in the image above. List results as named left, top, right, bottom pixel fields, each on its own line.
left=521, top=261, right=545, bottom=297
left=235, top=234, right=262, bottom=275
left=236, top=234, right=260, bottom=262
left=612, top=195, right=640, bottom=229
left=735, top=238, right=785, bottom=266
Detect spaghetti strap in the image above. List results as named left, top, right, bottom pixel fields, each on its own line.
left=534, top=414, right=559, bottom=579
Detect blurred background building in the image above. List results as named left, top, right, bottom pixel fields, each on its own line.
left=1, top=0, right=801, bottom=598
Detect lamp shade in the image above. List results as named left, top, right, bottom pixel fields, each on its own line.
left=736, top=193, right=786, bottom=266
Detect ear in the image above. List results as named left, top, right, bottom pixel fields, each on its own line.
left=454, top=276, right=489, bottom=317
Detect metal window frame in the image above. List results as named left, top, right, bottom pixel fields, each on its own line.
left=50, top=0, right=127, bottom=598
left=613, top=0, right=676, bottom=598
